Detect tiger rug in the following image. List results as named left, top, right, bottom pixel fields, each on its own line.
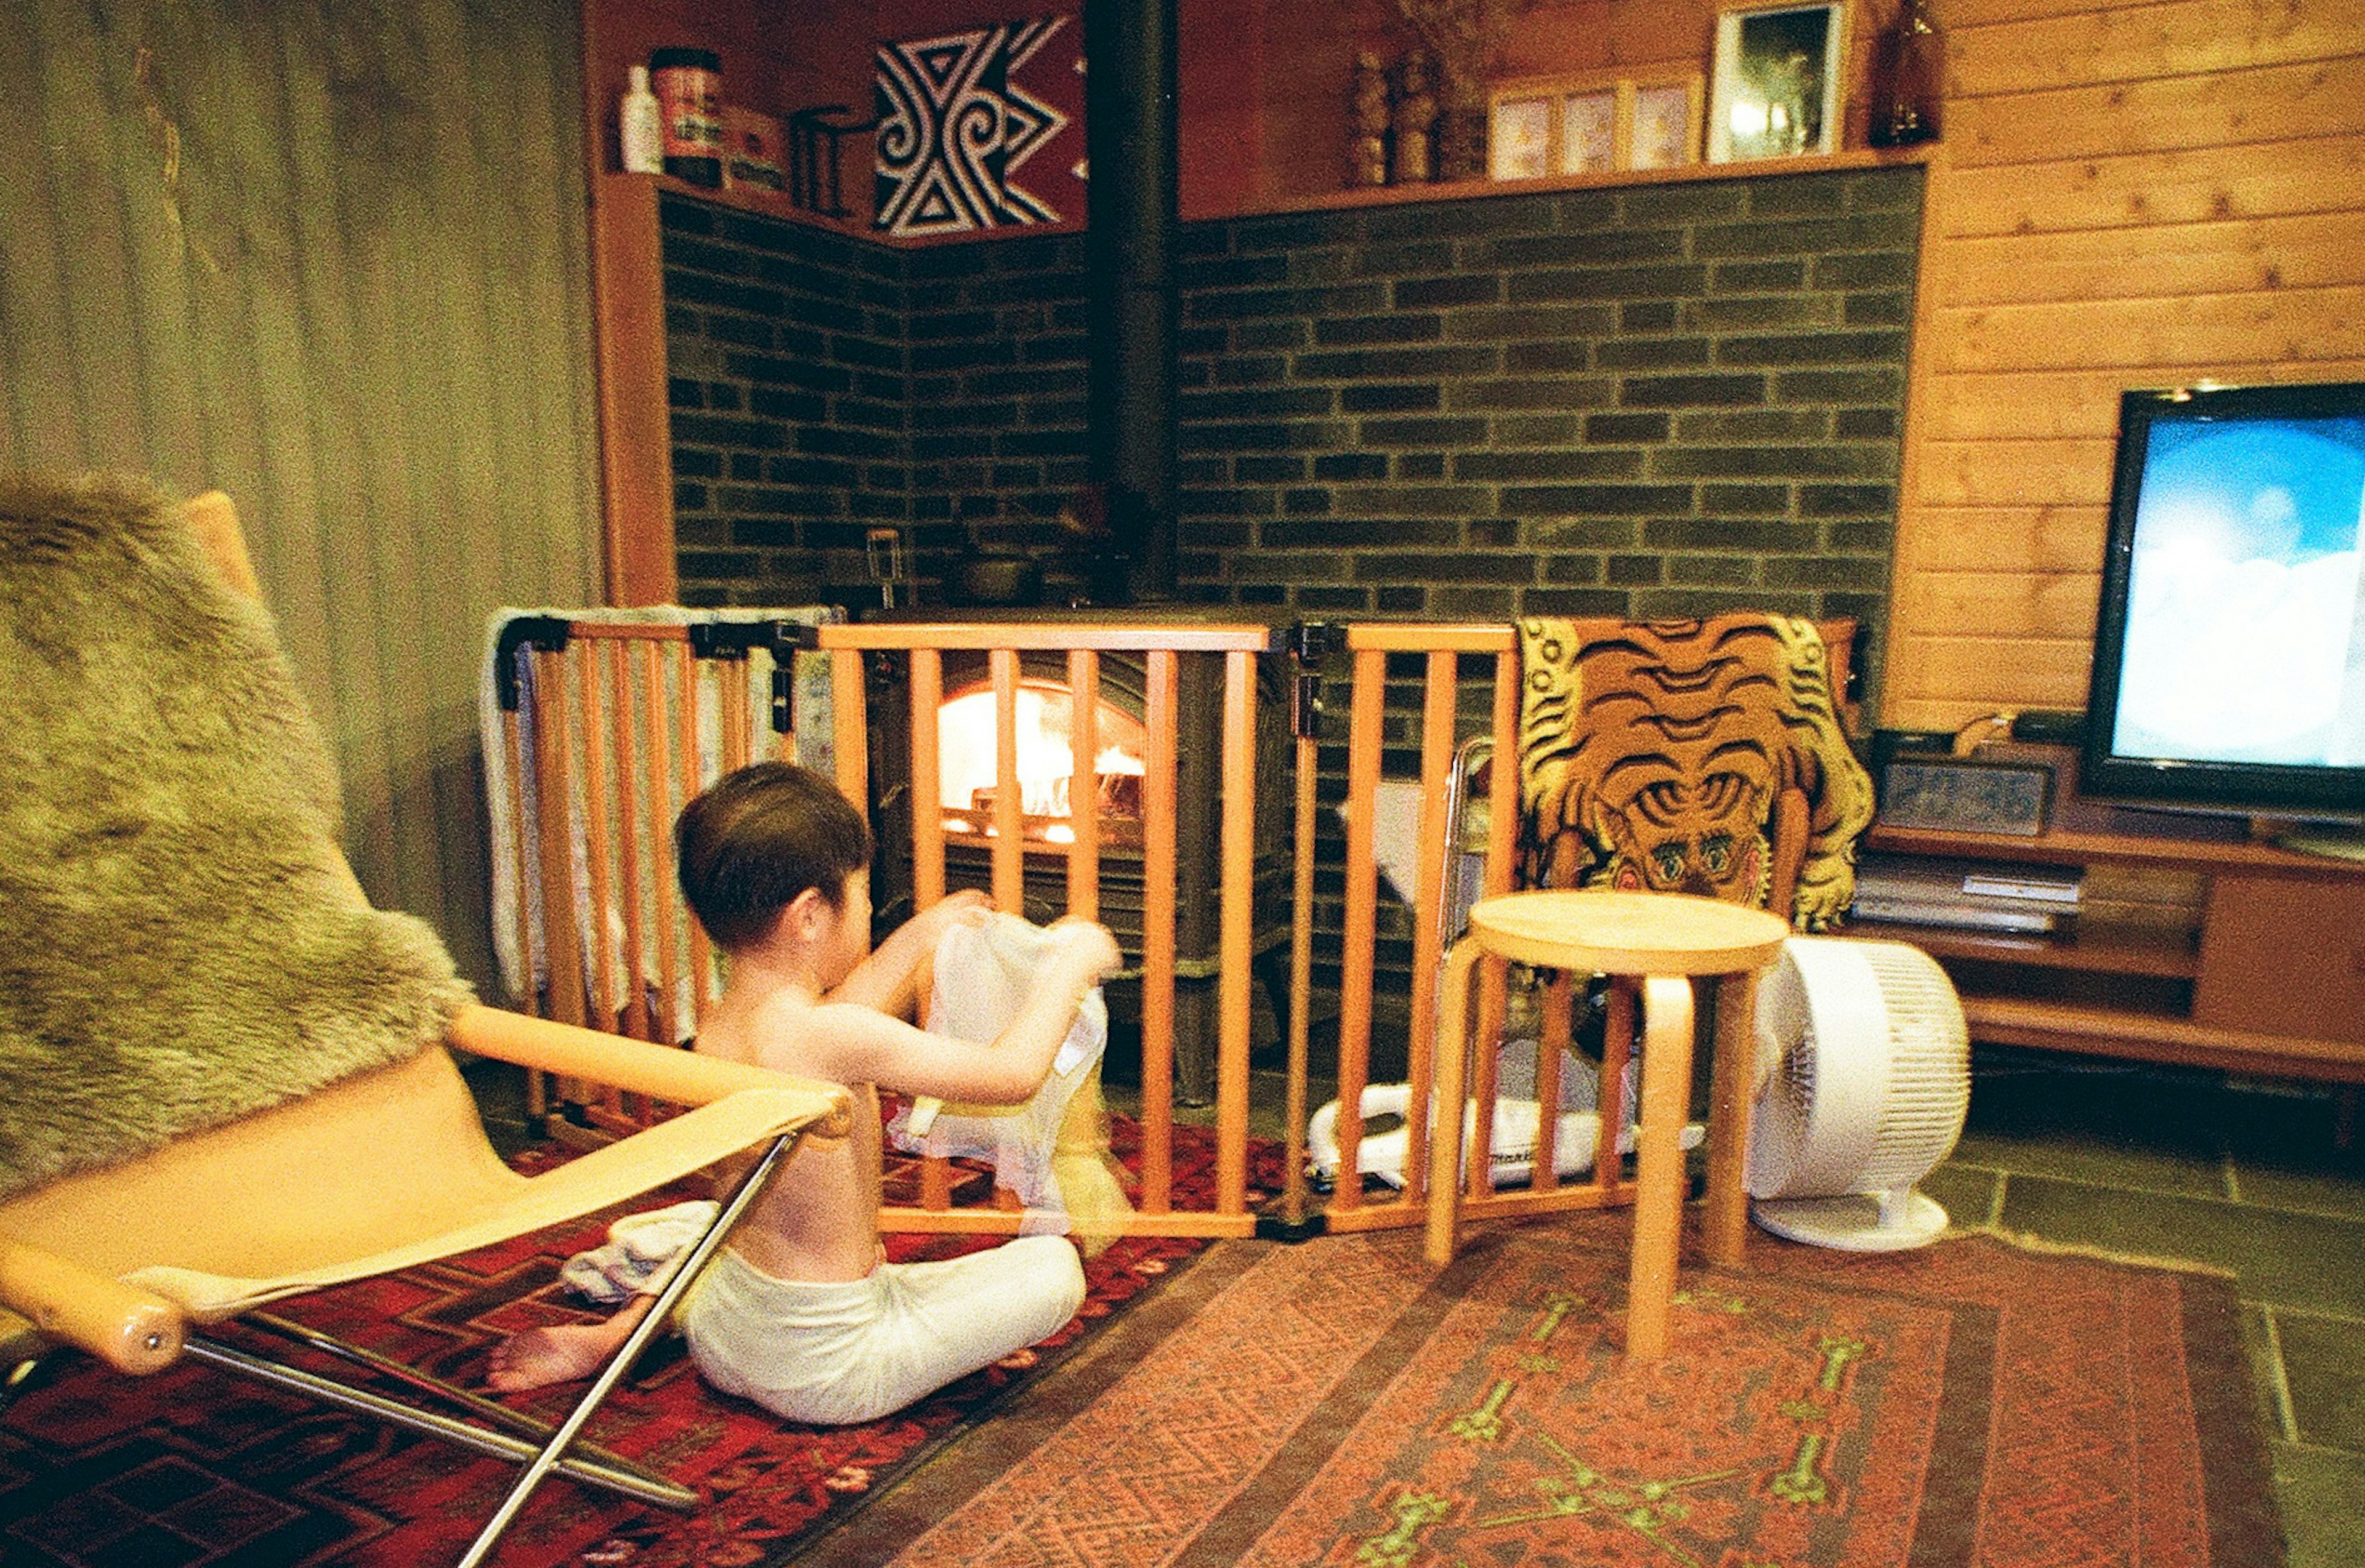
left=1514, top=614, right=1875, bottom=929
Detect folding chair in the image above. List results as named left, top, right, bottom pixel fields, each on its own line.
left=0, top=477, right=849, bottom=1567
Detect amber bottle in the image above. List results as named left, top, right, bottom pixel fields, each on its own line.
left=1870, top=0, right=1943, bottom=147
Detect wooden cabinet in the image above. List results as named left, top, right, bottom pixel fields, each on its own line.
left=1856, top=823, right=2365, bottom=1083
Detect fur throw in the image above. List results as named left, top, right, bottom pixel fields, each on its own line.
left=0, top=473, right=470, bottom=1202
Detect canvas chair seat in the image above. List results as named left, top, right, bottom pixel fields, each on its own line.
left=0, top=1006, right=842, bottom=1338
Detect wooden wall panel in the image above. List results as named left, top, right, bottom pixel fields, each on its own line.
left=1947, top=55, right=2365, bottom=164
left=1893, top=505, right=2109, bottom=571
left=1882, top=0, right=2365, bottom=731
left=1944, top=0, right=2363, bottom=93
left=1909, top=438, right=2118, bottom=506
left=0, top=1, right=605, bottom=993
left=1930, top=215, right=2365, bottom=306
left=1939, top=137, right=2365, bottom=236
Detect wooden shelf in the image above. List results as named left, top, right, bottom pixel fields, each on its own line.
left=1959, top=996, right=2365, bottom=1085
left=1865, top=822, right=2365, bottom=881
left=633, top=169, right=868, bottom=235
left=1849, top=917, right=2197, bottom=979
left=1861, top=817, right=2365, bottom=1083
left=1242, top=145, right=1931, bottom=219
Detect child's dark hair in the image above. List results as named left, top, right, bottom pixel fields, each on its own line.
left=674, top=761, right=873, bottom=951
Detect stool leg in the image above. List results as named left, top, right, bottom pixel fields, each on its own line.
left=1424, top=939, right=1485, bottom=1266
left=1704, top=968, right=1761, bottom=1269
left=1594, top=976, right=1634, bottom=1197
left=1626, top=975, right=1695, bottom=1360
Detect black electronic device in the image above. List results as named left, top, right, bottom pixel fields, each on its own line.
left=2080, top=381, right=2365, bottom=838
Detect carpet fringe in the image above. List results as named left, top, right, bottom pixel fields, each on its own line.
left=1944, top=1222, right=2237, bottom=1280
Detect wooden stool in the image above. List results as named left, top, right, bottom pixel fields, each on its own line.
left=1423, top=889, right=1790, bottom=1359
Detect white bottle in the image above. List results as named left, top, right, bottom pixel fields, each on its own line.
left=620, top=65, right=663, bottom=175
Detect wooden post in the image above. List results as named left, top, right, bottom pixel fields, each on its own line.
left=644, top=640, right=684, bottom=1048
left=1139, top=649, right=1181, bottom=1212
left=1705, top=969, right=1761, bottom=1267
left=1333, top=646, right=1386, bottom=1209
left=1403, top=650, right=1458, bottom=1203
left=1216, top=648, right=1256, bottom=1214
left=1066, top=650, right=1100, bottom=919
left=990, top=650, right=1024, bottom=911
left=1424, top=939, right=1483, bottom=1264
left=910, top=652, right=945, bottom=910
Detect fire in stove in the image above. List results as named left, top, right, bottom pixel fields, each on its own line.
left=936, top=679, right=1148, bottom=848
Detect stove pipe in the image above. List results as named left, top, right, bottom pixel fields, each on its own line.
left=1083, top=0, right=1179, bottom=604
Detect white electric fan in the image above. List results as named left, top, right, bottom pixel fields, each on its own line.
left=1747, top=935, right=1971, bottom=1251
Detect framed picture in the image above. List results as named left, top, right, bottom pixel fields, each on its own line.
left=1489, top=96, right=1553, bottom=180
left=1878, top=758, right=2055, bottom=837
left=1561, top=89, right=1617, bottom=174
left=1708, top=2, right=1848, bottom=163
left=1489, top=70, right=1703, bottom=181
left=1629, top=81, right=1697, bottom=169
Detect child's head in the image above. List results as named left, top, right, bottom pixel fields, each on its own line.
left=675, top=761, right=873, bottom=952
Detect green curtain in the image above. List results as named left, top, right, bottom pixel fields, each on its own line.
left=0, top=0, right=605, bottom=993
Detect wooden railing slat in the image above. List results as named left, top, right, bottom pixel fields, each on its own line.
left=990, top=650, right=1024, bottom=912
left=1138, top=649, right=1181, bottom=1213
left=910, top=651, right=945, bottom=910
left=1067, top=650, right=1099, bottom=919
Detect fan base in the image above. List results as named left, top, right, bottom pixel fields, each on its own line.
left=1750, top=1190, right=1949, bottom=1252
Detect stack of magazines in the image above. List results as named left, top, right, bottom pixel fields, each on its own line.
left=1850, top=851, right=2083, bottom=933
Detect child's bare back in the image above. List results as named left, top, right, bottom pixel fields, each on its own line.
left=488, top=762, right=1118, bottom=1424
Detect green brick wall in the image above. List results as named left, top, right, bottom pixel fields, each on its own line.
left=664, top=163, right=1923, bottom=705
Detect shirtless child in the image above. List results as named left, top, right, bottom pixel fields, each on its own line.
left=487, top=761, right=1120, bottom=1425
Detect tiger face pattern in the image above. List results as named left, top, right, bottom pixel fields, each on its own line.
left=1515, top=614, right=1875, bottom=930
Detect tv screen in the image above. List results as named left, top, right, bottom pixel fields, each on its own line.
left=2082, top=381, right=2365, bottom=823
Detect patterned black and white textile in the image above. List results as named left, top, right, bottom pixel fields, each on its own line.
left=873, top=17, right=1075, bottom=238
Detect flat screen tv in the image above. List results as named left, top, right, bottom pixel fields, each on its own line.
left=2080, top=381, right=2365, bottom=838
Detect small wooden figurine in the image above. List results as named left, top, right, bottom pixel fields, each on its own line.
left=1391, top=52, right=1437, bottom=184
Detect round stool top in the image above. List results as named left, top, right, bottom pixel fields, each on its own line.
left=1465, top=889, right=1790, bottom=976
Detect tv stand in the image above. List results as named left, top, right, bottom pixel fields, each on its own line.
left=2263, top=821, right=2365, bottom=865
left=1855, top=820, right=2365, bottom=1085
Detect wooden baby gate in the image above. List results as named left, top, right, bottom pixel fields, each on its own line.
left=495, top=612, right=1854, bottom=1249
left=1270, top=622, right=1643, bottom=1241
left=493, top=615, right=1271, bottom=1240
left=817, top=622, right=1269, bottom=1239
left=1277, top=617, right=1858, bottom=1239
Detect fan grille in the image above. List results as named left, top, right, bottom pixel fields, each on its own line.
left=1748, top=937, right=1968, bottom=1202
left=1857, top=943, right=1970, bottom=1189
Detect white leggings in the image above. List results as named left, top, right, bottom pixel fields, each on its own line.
left=680, top=1234, right=1086, bottom=1426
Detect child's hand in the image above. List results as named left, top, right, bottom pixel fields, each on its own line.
left=1047, top=916, right=1122, bottom=982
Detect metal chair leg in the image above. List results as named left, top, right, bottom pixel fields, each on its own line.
left=456, top=1127, right=803, bottom=1568
left=236, top=1309, right=663, bottom=1488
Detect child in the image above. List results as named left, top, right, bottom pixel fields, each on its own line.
left=487, top=761, right=1120, bottom=1426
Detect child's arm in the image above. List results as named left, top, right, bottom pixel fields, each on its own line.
left=827, top=889, right=992, bottom=1017
left=795, top=919, right=1120, bottom=1105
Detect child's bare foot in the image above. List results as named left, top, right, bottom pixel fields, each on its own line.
left=483, top=1322, right=608, bottom=1391
left=485, top=1298, right=652, bottom=1391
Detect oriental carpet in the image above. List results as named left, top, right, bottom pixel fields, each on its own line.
left=0, top=1120, right=1273, bottom=1567
left=795, top=1216, right=2284, bottom=1568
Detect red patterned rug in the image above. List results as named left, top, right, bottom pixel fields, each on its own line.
left=0, top=1120, right=1278, bottom=1568
left=798, top=1216, right=2286, bottom=1568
